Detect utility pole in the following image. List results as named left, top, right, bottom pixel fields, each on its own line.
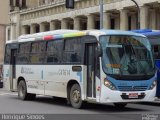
left=100, top=0, right=104, bottom=29
left=131, top=0, right=140, bottom=29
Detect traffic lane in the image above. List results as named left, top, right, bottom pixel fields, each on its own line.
left=44, top=114, right=142, bottom=120
left=0, top=94, right=159, bottom=114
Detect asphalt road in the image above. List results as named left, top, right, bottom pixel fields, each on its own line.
left=0, top=89, right=160, bottom=120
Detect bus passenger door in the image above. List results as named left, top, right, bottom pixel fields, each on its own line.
left=85, top=43, right=97, bottom=99
left=10, top=49, right=17, bottom=91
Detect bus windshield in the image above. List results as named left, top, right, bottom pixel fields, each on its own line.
left=100, top=35, right=155, bottom=80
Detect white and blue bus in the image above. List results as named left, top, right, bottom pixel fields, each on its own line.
left=3, top=29, right=156, bottom=108
left=132, top=29, right=160, bottom=98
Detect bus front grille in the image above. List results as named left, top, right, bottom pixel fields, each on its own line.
left=118, top=86, right=148, bottom=91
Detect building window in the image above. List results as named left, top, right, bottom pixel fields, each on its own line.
left=35, top=25, right=40, bottom=33
left=26, top=26, right=30, bottom=34
left=95, top=20, right=100, bottom=29
left=39, top=0, right=46, bottom=5
left=8, top=29, right=11, bottom=41
left=111, top=18, right=115, bottom=29
left=44, top=23, right=50, bottom=31
left=128, top=16, right=132, bottom=30
left=10, top=0, right=14, bottom=6
left=15, top=0, right=20, bottom=7
left=22, top=0, right=26, bottom=8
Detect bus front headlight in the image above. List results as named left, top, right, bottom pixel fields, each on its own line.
left=149, top=80, right=157, bottom=90
left=104, top=79, right=117, bottom=90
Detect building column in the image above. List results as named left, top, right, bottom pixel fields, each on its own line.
left=74, top=17, right=81, bottom=30
left=50, top=21, right=56, bottom=30
left=10, top=24, right=16, bottom=40
left=120, top=9, right=128, bottom=30
left=15, top=14, right=20, bottom=38
left=150, top=9, right=156, bottom=29
left=40, top=22, right=45, bottom=32
left=115, top=16, right=120, bottom=29
left=103, top=12, right=111, bottom=29
left=61, top=19, right=68, bottom=29
left=30, top=24, right=36, bottom=34
left=157, top=12, right=160, bottom=29
left=87, top=14, right=95, bottom=29
left=21, top=26, right=27, bottom=34
left=131, top=13, right=137, bottom=30
left=140, top=6, right=149, bottom=29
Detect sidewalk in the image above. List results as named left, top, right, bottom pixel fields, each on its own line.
left=0, top=87, right=13, bottom=94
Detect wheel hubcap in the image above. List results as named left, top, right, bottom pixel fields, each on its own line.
left=72, top=89, right=80, bottom=103
left=19, top=85, right=24, bottom=98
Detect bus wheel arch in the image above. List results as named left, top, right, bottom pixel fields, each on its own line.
left=17, top=77, right=25, bottom=88
left=17, top=77, right=36, bottom=100
left=67, top=80, right=83, bottom=109
left=67, top=80, right=79, bottom=104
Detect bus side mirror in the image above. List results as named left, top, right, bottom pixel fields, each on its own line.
left=97, top=46, right=102, bottom=57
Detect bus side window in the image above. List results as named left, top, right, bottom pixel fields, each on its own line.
left=30, top=41, right=46, bottom=64
left=63, top=37, right=82, bottom=64
left=17, top=43, right=30, bottom=64
left=4, top=45, right=11, bottom=64
left=153, top=45, right=160, bottom=59
left=46, top=40, right=63, bottom=64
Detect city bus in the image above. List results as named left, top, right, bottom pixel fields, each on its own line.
left=3, top=29, right=156, bottom=109
left=132, top=29, right=160, bottom=97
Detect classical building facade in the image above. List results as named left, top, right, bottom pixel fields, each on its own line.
left=7, top=0, right=160, bottom=41
left=0, top=0, right=9, bottom=65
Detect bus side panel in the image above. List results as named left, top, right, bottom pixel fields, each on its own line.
left=16, top=65, right=84, bottom=98
left=16, top=65, right=45, bottom=95
left=44, top=65, right=69, bottom=97
left=3, top=65, right=11, bottom=91
left=44, top=65, right=84, bottom=98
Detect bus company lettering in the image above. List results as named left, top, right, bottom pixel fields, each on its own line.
left=48, top=69, right=70, bottom=76
left=21, top=67, right=34, bottom=74
left=59, top=69, right=70, bottom=76
left=28, top=85, right=38, bottom=89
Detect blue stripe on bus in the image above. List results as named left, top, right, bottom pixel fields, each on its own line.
left=41, top=70, right=43, bottom=80
left=77, top=72, right=82, bottom=82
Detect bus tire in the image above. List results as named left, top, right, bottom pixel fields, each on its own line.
left=18, top=80, right=36, bottom=100
left=70, top=84, right=83, bottom=109
left=114, top=103, right=127, bottom=108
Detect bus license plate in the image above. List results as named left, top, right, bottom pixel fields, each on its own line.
left=129, top=93, right=138, bottom=98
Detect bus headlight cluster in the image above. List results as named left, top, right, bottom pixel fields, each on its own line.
left=104, top=79, right=117, bottom=90
left=149, top=80, right=157, bottom=90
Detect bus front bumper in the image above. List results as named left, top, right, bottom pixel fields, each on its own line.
left=100, top=85, right=156, bottom=103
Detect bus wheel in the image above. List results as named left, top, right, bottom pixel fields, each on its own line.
left=18, top=80, right=36, bottom=100
left=114, top=103, right=127, bottom=108
left=70, top=84, right=83, bottom=109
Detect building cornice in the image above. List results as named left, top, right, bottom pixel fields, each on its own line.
left=18, top=0, right=83, bottom=14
